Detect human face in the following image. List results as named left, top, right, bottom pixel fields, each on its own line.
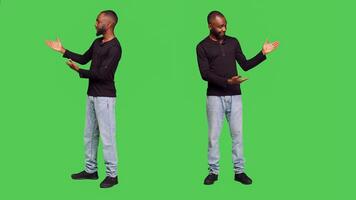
left=95, top=13, right=108, bottom=36
left=209, top=15, right=227, bottom=40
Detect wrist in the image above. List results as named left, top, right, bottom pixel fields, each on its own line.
left=262, top=49, right=266, bottom=55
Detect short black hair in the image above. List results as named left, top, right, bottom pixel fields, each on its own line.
left=100, top=10, right=118, bottom=26
left=207, top=11, right=225, bottom=24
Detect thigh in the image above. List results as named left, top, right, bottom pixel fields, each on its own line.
left=93, top=97, right=116, bottom=135
left=227, top=95, right=243, bottom=132
left=85, top=96, right=99, bottom=134
left=207, top=96, right=225, bottom=128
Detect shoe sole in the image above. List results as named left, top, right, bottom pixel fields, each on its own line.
left=204, top=183, right=215, bottom=185
left=204, top=180, right=218, bottom=185
left=71, top=177, right=99, bottom=180
left=234, top=179, right=252, bottom=185
left=100, top=182, right=118, bottom=188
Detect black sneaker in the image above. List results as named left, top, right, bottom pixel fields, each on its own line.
left=234, top=173, right=252, bottom=185
left=71, top=170, right=98, bottom=180
left=100, top=176, right=118, bottom=188
left=203, top=173, right=218, bottom=185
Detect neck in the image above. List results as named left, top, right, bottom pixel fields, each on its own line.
left=209, top=34, right=223, bottom=44
left=102, top=30, right=115, bottom=42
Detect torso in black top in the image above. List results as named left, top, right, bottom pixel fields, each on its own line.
left=196, top=35, right=266, bottom=96
left=63, top=37, right=122, bottom=97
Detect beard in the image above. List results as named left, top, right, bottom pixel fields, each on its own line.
left=210, top=29, right=225, bottom=40
left=96, top=25, right=107, bottom=36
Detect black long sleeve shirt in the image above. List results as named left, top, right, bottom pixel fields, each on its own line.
left=63, top=37, right=122, bottom=97
left=196, top=35, right=266, bottom=96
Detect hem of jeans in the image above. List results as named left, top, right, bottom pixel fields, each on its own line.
left=209, top=170, right=219, bottom=175
left=85, top=169, right=97, bottom=174
left=107, top=174, right=118, bottom=178
left=234, top=170, right=245, bottom=174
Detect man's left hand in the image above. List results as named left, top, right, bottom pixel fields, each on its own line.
left=262, top=39, right=279, bottom=55
left=66, top=59, right=80, bottom=72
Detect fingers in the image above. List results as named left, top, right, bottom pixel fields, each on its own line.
left=45, top=40, right=51, bottom=47
left=66, top=59, right=74, bottom=66
left=66, top=59, right=78, bottom=67
left=265, top=40, right=279, bottom=47
left=264, top=39, right=280, bottom=47
left=45, top=40, right=57, bottom=46
left=65, top=60, right=71, bottom=66
left=238, top=77, right=248, bottom=84
left=229, top=76, right=248, bottom=84
left=231, top=75, right=241, bottom=79
left=45, top=40, right=53, bottom=46
left=233, top=76, right=247, bottom=83
left=272, top=41, right=280, bottom=48
left=239, top=77, right=248, bottom=81
left=45, top=40, right=56, bottom=49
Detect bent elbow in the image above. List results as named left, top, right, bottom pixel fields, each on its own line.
left=241, top=64, right=251, bottom=72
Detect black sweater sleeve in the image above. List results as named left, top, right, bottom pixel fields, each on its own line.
left=196, top=45, right=228, bottom=88
left=234, top=39, right=267, bottom=71
left=78, top=46, right=121, bottom=81
left=62, top=41, right=94, bottom=65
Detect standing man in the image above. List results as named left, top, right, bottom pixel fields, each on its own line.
left=196, top=11, right=279, bottom=185
left=46, top=10, right=122, bottom=188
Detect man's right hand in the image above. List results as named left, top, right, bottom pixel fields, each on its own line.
left=45, top=38, right=65, bottom=54
left=227, top=76, right=248, bottom=85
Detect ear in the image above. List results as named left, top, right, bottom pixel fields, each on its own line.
left=108, top=21, right=116, bottom=30
left=107, top=22, right=112, bottom=29
left=208, top=23, right=212, bottom=30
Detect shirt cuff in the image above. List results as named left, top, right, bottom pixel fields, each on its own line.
left=78, top=68, right=85, bottom=78
left=259, top=50, right=267, bottom=60
left=62, top=49, right=69, bottom=58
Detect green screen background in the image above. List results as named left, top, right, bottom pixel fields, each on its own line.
left=0, top=0, right=355, bottom=199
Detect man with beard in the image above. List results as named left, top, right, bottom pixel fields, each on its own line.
left=45, top=10, right=121, bottom=188
left=196, top=11, right=279, bottom=185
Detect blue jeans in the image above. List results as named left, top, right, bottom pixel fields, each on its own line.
left=84, top=96, right=118, bottom=177
left=207, top=95, right=245, bottom=174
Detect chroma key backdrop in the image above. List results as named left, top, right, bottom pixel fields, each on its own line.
left=0, top=0, right=355, bottom=199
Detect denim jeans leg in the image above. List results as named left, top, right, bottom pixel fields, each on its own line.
left=94, top=97, right=118, bottom=177
left=84, top=96, right=100, bottom=173
left=226, top=95, right=245, bottom=174
left=207, top=96, right=225, bottom=175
